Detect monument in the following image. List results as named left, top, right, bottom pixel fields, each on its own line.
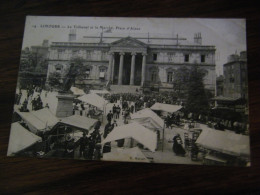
left=56, top=64, right=77, bottom=118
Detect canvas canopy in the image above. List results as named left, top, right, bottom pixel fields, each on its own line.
left=16, top=108, right=59, bottom=133
left=102, top=122, right=157, bottom=152
left=102, top=147, right=150, bottom=163
left=70, top=87, right=85, bottom=96
left=196, top=128, right=250, bottom=157
left=89, top=89, right=110, bottom=94
left=131, top=108, right=164, bottom=129
left=77, top=93, right=106, bottom=110
left=7, top=122, right=42, bottom=155
left=150, top=103, right=182, bottom=113
left=60, top=115, right=97, bottom=131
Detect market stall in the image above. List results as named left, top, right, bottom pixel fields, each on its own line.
left=196, top=128, right=250, bottom=166
left=102, top=122, right=157, bottom=152
left=130, top=108, right=164, bottom=139
left=70, top=87, right=85, bottom=96
left=7, top=122, right=42, bottom=156
left=15, top=108, right=59, bottom=135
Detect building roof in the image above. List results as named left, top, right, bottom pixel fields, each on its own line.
left=50, top=36, right=215, bottom=51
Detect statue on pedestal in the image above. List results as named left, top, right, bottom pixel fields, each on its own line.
left=61, top=63, right=78, bottom=93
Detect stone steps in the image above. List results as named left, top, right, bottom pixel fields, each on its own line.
left=110, top=85, right=141, bottom=94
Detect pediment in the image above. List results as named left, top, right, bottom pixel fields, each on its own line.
left=110, top=36, right=147, bottom=48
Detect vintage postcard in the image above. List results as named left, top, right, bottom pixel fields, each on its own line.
left=7, top=16, right=250, bottom=166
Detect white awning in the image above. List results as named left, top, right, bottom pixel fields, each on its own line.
left=60, top=115, right=97, bottom=131
left=102, top=122, right=157, bottom=152
left=7, top=122, right=42, bottom=155
left=151, top=103, right=182, bottom=113
left=196, top=128, right=250, bottom=157
left=131, top=108, right=164, bottom=129
left=89, top=89, right=110, bottom=94
left=16, top=108, right=59, bottom=132
left=77, top=93, right=107, bottom=110
left=70, top=87, right=85, bottom=96
left=102, top=147, right=150, bottom=163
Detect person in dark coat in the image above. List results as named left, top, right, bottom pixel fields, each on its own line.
left=104, top=121, right=112, bottom=138
left=106, top=111, right=113, bottom=122
left=172, top=134, right=186, bottom=156
left=116, top=105, right=121, bottom=119
left=79, top=132, right=89, bottom=158
left=112, top=104, right=117, bottom=118
left=94, top=119, right=102, bottom=131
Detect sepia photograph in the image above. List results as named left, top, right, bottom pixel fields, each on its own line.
left=7, top=16, right=250, bottom=166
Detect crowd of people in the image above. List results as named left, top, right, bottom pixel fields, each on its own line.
left=15, top=85, right=45, bottom=112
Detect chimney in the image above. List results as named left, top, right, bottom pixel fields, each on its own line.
left=194, top=33, right=202, bottom=45
left=42, top=40, right=49, bottom=47
left=198, top=32, right=202, bottom=45
left=68, top=29, right=76, bottom=42
left=194, top=33, right=198, bottom=44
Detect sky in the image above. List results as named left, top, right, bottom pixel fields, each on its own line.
left=22, top=16, right=247, bottom=75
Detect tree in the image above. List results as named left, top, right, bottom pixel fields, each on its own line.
left=185, top=65, right=209, bottom=115
left=69, top=57, right=86, bottom=79
left=173, top=66, right=190, bottom=97
left=20, top=52, right=37, bottom=72
left=48, top=72, right=62, bottom=88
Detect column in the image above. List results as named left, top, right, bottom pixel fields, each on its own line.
left=118, top=52, right=125, bottom=85
left=107, top=52, right=114, bottom=82
left=141, top=53, right=147, bottom=86
left=111, top=55, right=115, bottom=84
left=130, top=52, right=136, bottom=85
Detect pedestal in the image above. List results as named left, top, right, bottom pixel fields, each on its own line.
left=56, top=93, right=75, bottom=118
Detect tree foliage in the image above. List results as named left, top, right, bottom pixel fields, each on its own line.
left=172, top=66, right=190, bottom=96
left=185, top=65, right=209, bottom=114
left=48, top=72, right=62, bottom=88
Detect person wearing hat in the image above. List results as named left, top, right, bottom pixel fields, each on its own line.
left=79, top=132, right=89, bottom=158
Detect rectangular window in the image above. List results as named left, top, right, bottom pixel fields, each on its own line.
left=85, top=68, right=90, bottom=78
left=184, top=54, right=189, bottom=62
left=201, top=55, right=205, bottom=63
left=101, top=51, right=107, bottom=60
left=99, top=68, right=106, bottom=79
left=167, top=72, right=173, bottom=83
left=151, top=71, right=157, bottom=82
left=86, top=51, right=91, bottom=59
left=57, top=49, right=64, bottom=59
left=168, top=52, right=174, bottom=62
left=153, top=53, right=157, bottom=61
left=72, top=50, right=78, bottom=57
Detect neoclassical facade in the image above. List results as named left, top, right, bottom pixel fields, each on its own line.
left=46, top=35, right=216, bottom=92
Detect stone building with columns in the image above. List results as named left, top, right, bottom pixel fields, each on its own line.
left=46, top=33, right=216, bottom=93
